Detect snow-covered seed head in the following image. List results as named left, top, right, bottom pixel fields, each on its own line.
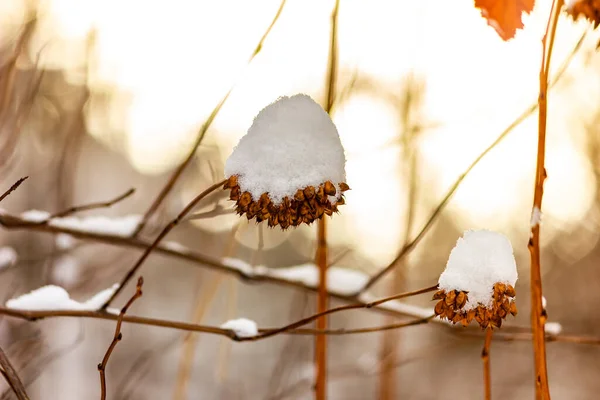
left=565, top=1, right=600, bottom=28
left=224, top=94, right=349, bottom=229
left=433, top=230, right=518, bottom=329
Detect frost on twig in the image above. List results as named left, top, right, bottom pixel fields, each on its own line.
left=220, top=318, right=258, bottom=338
left=433, top=230, right=518, bottom=328
left=6, top=284, right=119, bottom=311
left=530, top=206, right=542, bottom=228
left=223, top=94, right=349, bottom=229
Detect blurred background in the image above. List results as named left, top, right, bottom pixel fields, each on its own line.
left=1, top=0, right=600, bottom=398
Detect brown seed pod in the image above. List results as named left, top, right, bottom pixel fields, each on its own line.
left=223, top=177, right=348, bottom=229
left=432, top=283, right=518, bottom=329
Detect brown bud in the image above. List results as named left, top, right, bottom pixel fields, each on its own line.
left=294, top=190, right=305, bottom=201
left=339, top=182, right=350, bottom=192
left=445, top=290, right=457, bottom=307
left=505, top=285, right=516, bottom=298
left=432, top=290, right=445, bottom=300
left=434, top=300, right=445, bottom=316
left=304, top=186, right=315, bottom=200
left=456, top=291, right=467, bottom=309
left=324, top=181, right=336, bottom=196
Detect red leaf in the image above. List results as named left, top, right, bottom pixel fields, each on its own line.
left=474, top=0, right=536, bottom=41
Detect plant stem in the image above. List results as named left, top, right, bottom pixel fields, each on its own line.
left=315, top=218, right=328, bottom=400
left=530, top=1, right=562, bottom=399
left=482, top=327, right=493, bottom=400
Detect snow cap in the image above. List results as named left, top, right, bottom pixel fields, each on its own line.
left=225, top=94, right=346, bottom=204
left=438, top=229, right=518, bottom=310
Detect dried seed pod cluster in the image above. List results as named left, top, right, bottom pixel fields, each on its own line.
left=224, top=175, right=349, bottom=229
left=566, top=0, right=600, bottom=28
left=433, top=282, right=517, bottom=329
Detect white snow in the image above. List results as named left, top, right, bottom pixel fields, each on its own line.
left=541, top=295, right=547, bottom=309
left=20, top=209, right=51, bottom=222
left=55, top=233, right=76, bottom=250
left=221, top=258, right=368, bottom=296
left=531, top=206, right=542, bottom=227
left=438, top=230, right=518, bottom=310
left=52, top=255, right=80, bottom=286
left=545, top=322, right=562, bottom=335
left=0, top=247, right=17, bottom=269
left=224, top=94, right=346, bottom=204
left=220, top=318, right=258, bottom=338
left=163, top=241, right=189, bottom=253
left=49, top=215, right=142, bottom=236
left=6, top=283, right=119, bottom=311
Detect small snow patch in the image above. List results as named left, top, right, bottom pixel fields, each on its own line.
left=546, top=322, right=562, bottom=335
left=438, top=230, right=518, bottom=310
left=6, top=283, right=119, bottom=311
left=49, top=215, right=142, bottom=236
left=0, top=247, right=17, bottom=269
left=55, top=234, right=76, bottom=250
left=220, top=318, right=258, bottom=338
left=222, top=258, right=369, bottom=296
left=52, top=255, right=80, bottom=286
left=20, top=209, right=51, bottom=222
left=224, top=94, right=346, bottom=204
left=163, top=241, right=188, bottom=253
left=531, top=207, right=542, bottom=227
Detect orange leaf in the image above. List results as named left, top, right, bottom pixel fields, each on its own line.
left=474, top=0, right=536, bottom=41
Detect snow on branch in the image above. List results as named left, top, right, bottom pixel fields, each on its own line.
left=220, top=318, right=259, bottom=338
left=6, top=283, right=119, bottom=311
left=222, top=258, right=368, bottom=296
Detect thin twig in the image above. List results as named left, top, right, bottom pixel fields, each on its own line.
left=0, top=346, right=29, bottom=400
left=360, top=30, right=586, bottom=293
left=482, top=328, right=493, bottom=400
left=98, top=277, right=144, bottom=400
left=185, top=204, right=235, bottom=220
left=101, top=179, right=226, bottom=308
left=132, top=0, right=288, bottom=237
left=50, top=188, right=135, bottom=219
left=0, top=177, right=27, bottom=204
left=530, top=2, right=562, bottom=399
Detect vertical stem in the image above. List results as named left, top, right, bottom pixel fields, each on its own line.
left=316, top=0, right=339, bottom=398
left=315, top=218, right=328, bottom=400
left=531, top=1, right=562, bottom=399
left=482, top=328, right=493, bottom=400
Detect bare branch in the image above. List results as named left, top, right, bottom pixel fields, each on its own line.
left=0, top=345, right=29, bottom=400
left=101, top=179, right=226, bottom=308
left=132, top=0, right=288, bottom=236
left=360, top=31, right=586, bottom=293
left=50, top=188, right=135, bottom=219
left=0, top=177, right=27, bottom=204
left=98, top=277, right=144, bottom=400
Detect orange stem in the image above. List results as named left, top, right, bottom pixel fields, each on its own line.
left=482, top=327, right=493, bottom=400
left=530, top=1, right=562, bottom=399
left=315, top=218, right=328, bottom=400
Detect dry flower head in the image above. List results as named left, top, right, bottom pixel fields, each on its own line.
left=566, top=0, right=600, bottom=29
left=224, top=175, right=349, bottom=229
left=433, top=282, right=517, bottom=329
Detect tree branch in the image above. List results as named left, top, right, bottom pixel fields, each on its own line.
left=101, top=179, right=226, bottom=308
left=50, top=188, right=135, bottom=219
left=0, top=346, right=29, bottom=400
left=132, top=0, right=288, bottom=237
left=360, top=30, right=586, bottom=293
left=0, top=177, right=27, bottom=204
left=98, top=277, right=144, bottom=400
